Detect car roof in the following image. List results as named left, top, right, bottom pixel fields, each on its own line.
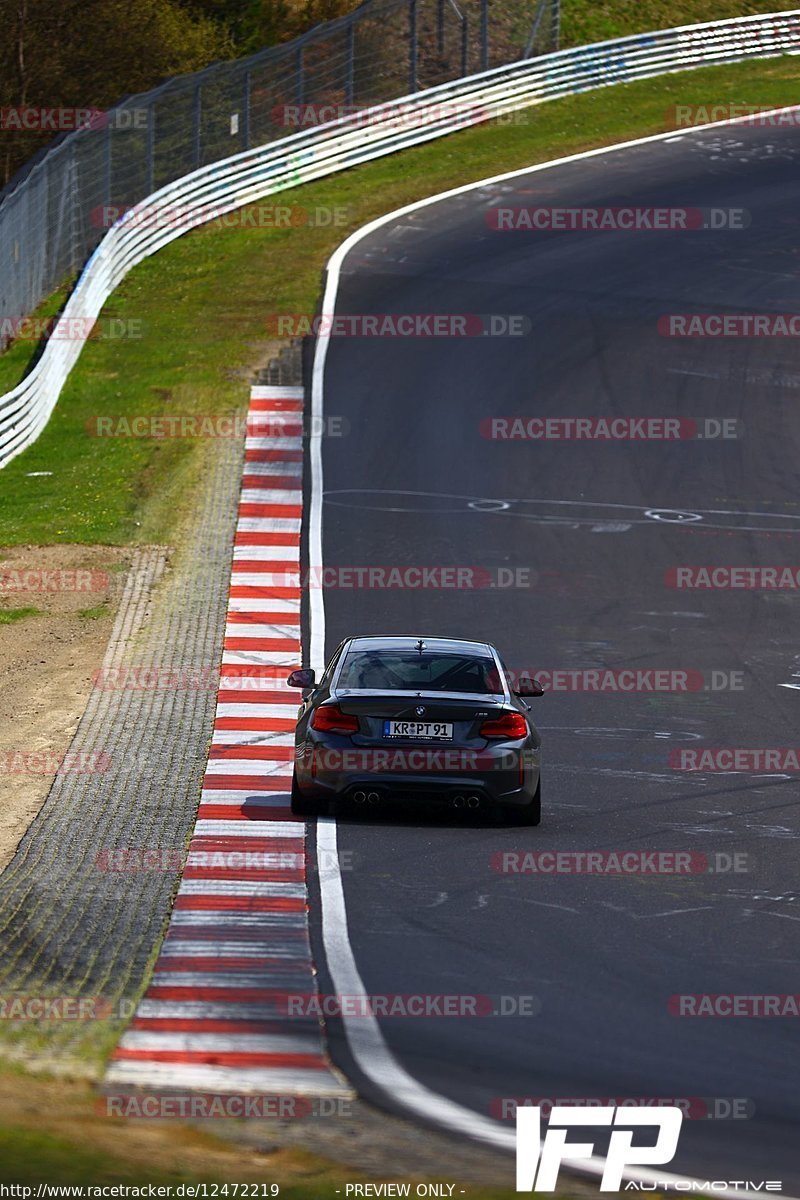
left=344, top=635, right=496, bottom=656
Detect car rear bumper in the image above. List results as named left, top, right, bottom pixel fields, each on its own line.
left=295, top=765, right=539, bottom=808
left=294, top=732, right=540, bottom=806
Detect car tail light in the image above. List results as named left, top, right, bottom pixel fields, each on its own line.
left=480, top=711, right=528, bottom=739
left=311, top=704, right=360, bottom=734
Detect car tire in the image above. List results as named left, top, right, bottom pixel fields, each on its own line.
left=290, top=770, right=321, bottom=817
left=512, top=779, right=541, bottom=827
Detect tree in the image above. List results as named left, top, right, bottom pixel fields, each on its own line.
left=0, top=0, right=231, bottom=186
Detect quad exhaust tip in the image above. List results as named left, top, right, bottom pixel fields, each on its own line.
left=354, top=790, right=480, bottom=808
left=451, top=794, right=482, bottom=809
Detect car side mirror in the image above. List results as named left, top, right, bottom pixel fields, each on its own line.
left=287, top=668, right=316, bottom=689
left=514, top=677, right=544, bottom=698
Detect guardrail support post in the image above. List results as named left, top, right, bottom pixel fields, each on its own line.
left=409, top=0, right=418, bottom=92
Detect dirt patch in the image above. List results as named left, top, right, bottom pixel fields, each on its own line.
left=0, top=1067, right=338, bottom=1183
left=0, top=546, right=133, bottom=871
left=0, top=1065, right=602, bottom=1192
left=0, top=1068, right=489, bottom=1189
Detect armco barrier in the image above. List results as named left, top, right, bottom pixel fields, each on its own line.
left=0, top=0, right=559, bottom=347
left=1, top=10, right=799, bottom=468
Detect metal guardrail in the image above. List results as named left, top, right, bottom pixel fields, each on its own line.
left=1, top=9, right=799, bottom=467
left=0, top=0, right=559, bottom=343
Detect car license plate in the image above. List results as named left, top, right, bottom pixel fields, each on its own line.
left=383, top=720, right=454, bottom=740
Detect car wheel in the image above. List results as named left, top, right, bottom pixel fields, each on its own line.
left=290, top=770, right=321, bottom=817
left=511, top=779, right=541, bottom=827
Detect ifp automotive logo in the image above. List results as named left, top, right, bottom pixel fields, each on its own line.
left=516, top=1105, right=683, bottom=1191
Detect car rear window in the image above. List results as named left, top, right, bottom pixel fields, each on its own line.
left=337, top=650, right=503, bottom=694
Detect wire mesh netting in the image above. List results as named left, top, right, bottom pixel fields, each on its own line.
left=0, top=0, right=558, bottom=345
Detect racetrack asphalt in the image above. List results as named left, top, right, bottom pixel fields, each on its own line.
left=310, top=119, right=800, bottom=1188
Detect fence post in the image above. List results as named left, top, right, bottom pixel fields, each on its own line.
left=345, top=24, right=355, bottom=106
left=146, top=100, right=155, bottom=194
left=68, top=141, right=81, bottom=277
left=409, top=0, right=418, bottom=92
left=296, top=46, right=305, bottom=106
left=461, top=12, right=469, bottom=75
left=192, top=84, right=202, bottom=169
left=103, top=123, right=112, bottom=210
left=480, top=0, right=488, bottom=69
left=242, top=70, right=251, bottom=150
left=437, top=0, right=444, bottom=55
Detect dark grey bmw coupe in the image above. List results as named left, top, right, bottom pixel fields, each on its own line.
left=286, top=635, right=543, bottom=824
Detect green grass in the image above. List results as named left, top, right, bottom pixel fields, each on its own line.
left=78, top=604, right=111, bottom=620
left=0, top=1123, right=378, bottom=1191
left=0, top=54, right=798, bottom=549
left=0, top=1060, right=575, bottom=1193
left=0, top=1117, right=580, bottom=1196
left=0, top=607, right=42, bottom=624
left=0, top=1122, right=342, bottom=1188
left=560, top=0, right=800, bottom=50
left=0, top=1126, right=183, bottom=1186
